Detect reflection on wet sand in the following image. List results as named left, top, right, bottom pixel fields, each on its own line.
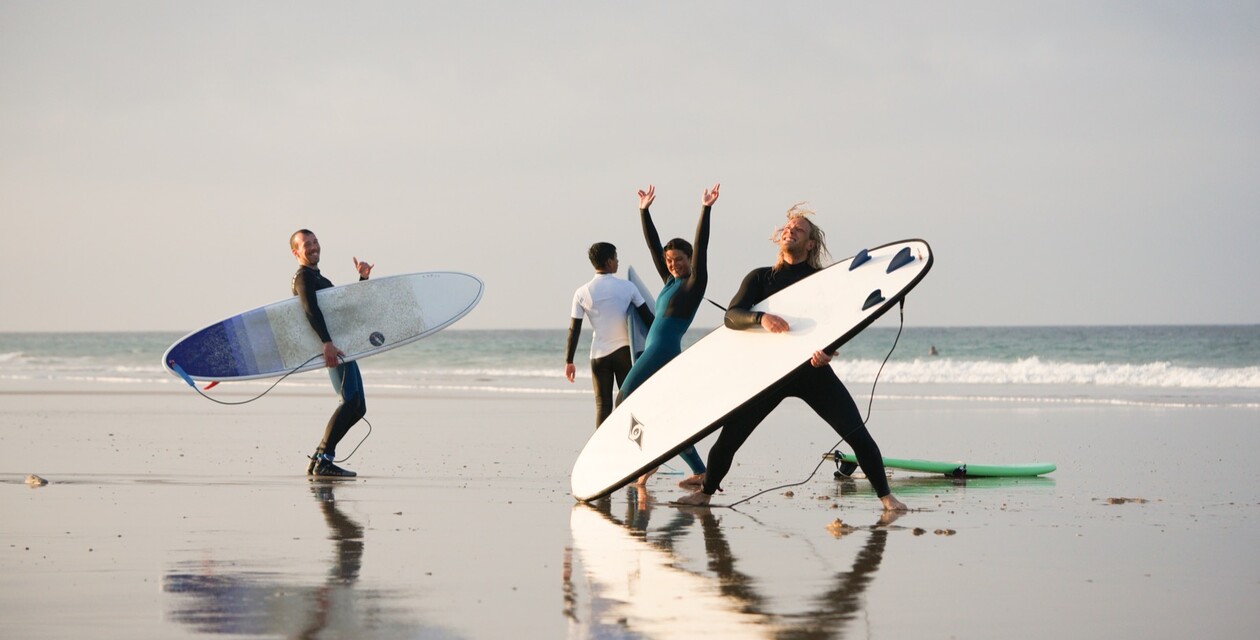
left=566, top=486, right=893, bottom=639
left=163, top=481, right=441, bottom=638
left=831, top=473, right=1056, bottom=500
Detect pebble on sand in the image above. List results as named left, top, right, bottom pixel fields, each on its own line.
left=25, top=474, right=48, bottom=487
left=826, top=518, right=857, bottom=538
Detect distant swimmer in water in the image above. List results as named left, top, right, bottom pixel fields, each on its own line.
left=616, top=183, right=719, bottom=490
left=929, top=345, right=938, bottom=356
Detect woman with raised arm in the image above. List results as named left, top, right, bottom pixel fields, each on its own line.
left=616, top=183, right=719, bottom=489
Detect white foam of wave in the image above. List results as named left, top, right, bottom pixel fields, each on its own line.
left=376, top=383, right=585, bottom=396
left=870, top=392, right=1260, bottom=410
left=834, top=357, right=1260, bottom=389
left=375, top=366, right=557, bottom=379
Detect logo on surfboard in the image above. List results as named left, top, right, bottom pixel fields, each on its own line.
left=627, top=415, right=644, bottom=449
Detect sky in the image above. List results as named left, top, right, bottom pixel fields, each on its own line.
left=2, top=1, right=1257, bottom=332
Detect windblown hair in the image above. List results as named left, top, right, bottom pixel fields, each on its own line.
left=772, top=203, right=829, bottom=270
left=588, top=242, right=617, bottom=269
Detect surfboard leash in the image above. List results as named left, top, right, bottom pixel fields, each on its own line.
left=725, top=299, right=906, bottom=508
left=168, top=354, right=326, bottom=406
left=169, top=354, right=374, bottom=463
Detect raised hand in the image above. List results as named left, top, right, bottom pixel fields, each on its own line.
left=702, top=182, right=720, bottom=206
left=637, top=184, right=656, bottom=210
left=353, top=257, right=374, bottom=279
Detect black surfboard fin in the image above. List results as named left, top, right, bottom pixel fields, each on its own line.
left=849, top=248, right=871, bottom=270
left=862, top=289, right=885, bottom=311
left=886, top=246, right=914, bottom=273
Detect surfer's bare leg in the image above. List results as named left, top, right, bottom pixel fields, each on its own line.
left=636, top=466, right=658, bottom=486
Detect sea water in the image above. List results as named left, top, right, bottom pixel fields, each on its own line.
left=2, top=326, right=1258, bottom=408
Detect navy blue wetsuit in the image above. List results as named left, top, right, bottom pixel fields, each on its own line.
left=615, top=205, right=711, bottom=474
left=701, top=261, right=893, bottom=498
left=293, top=266, right=367, bottom=459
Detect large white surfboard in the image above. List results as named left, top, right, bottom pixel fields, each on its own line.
left=163, top=271, right=483, bottom=382
left=571, top=240, right=933, bottom=500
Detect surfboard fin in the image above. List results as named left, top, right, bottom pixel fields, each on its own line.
left=886, top=246, right=914, bottom=273
left=849, top=248, right=871, bottom=270
left=863, top=289, right=885, bottom=311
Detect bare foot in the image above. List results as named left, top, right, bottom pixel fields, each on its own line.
left=672, top=490, right=711, bottom=507
left=678, top=473, right=705, bottom=490
left=880, top=494, right=908, bottom=513
left=635, top=466, right=659, bottom=486
left=877, top=509, right=906, bottom=527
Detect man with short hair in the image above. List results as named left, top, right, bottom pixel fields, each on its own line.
left=565, top=242, right=654, bottom=427
left=290, top=229, right=373, bottom=477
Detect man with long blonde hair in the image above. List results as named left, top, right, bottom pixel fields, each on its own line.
left=675, top=204, right=907, bottom=512
left=773, top=203, right=829, bottom=271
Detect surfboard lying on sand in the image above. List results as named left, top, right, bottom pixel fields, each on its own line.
left=626, top=266, right=654, bottom=360
left=571, top=239, right=934, bottom=501
left=163, top=271, right=483, bottom=383
left=827, top=451, right=1056, bottom=478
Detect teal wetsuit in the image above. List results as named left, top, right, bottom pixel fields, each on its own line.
left=615, top=204, right=711, bottom=474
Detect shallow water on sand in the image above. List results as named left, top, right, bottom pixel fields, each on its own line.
left=2, top=385, right=1258, bottom=639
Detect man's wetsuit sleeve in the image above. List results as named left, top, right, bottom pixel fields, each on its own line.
left=294, top=270, right=334, bottom=343
left=565, top=318, right=582, bottom=364
left=724, top=270, right=765, bottom=330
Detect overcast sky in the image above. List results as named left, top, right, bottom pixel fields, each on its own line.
left=2, top=1, right=1257, bottom=332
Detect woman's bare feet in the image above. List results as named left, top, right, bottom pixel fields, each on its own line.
left=678, top=473, right=705, bottom=490
left=880, top=494, right=908, bottom=512
left=672, top=490, right=711, bottom=507
left=635, top=466, right=658, bottom=486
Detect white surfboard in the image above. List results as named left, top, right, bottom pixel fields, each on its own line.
left=571, top=240, right=933, bottom=500
left=626, top=266, right=655, bottom=360
left=163, top=271, right=483, bottom=382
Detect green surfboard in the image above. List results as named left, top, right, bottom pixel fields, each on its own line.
left=827, top=452, right=1056, bottom=478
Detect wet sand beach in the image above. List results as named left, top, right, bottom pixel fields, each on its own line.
left=3, top=380, right=1259, bottom=639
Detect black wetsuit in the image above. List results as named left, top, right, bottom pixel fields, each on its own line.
left=702, top=261, right=893, bottom=497
left=292, top=266, right=367, bottom=458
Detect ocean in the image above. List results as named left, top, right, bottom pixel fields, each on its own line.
left=2, top=326, right=1259, bottom=408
